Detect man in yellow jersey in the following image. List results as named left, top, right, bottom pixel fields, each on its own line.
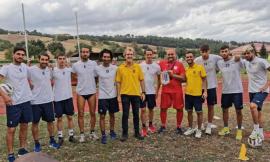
left=184, top=51, right=207, bottom=138
left=116, top=47, right=146, bottom=142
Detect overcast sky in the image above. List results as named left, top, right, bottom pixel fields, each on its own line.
left=0, top=0, right=269, bottom=42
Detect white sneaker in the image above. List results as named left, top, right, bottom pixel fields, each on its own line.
left=89, top=131, right=99, bottom=140
left=260, top=132, right=264, bottom=141
left=184, top=128, right=195, bottom=136
left=195, top=129, right=202, bottom=138
left=249, top=129, right=259, bottom=139
left=79, top=134, right=85, bottom=143
left=205, top=126, right=212, bottom=135
left=195, top=123, right=205, bottom=131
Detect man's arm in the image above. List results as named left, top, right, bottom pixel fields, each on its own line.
left=168, top=71, right=186, bottom=82
left=259, top=66, right=270, bottom=92
left=202, top=77, right=208, bottom=99
left=155, top=74, right=161, bottom=99
left=116, top=82, right=121, bottom=102
left=140, top=80, right=146, bottom=101
left=0, top=75, right=12, bottom=105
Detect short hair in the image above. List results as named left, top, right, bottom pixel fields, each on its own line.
left=80, top=47, right=90, bottom=52
left=185, top=51, right=194, bottom=55
left=220, top=45, right=229, bottom=50
left=13, top=46, right=26, bottom=54
left=56, top=52, right=66, bottom=59
left=38, top=51, right=50, bottom=60
left=124, top=47, right=135, bottom=55
left=200, top=44, right=210, bottom=51
left=144, top=49, right=154, bottom=54
left=100, top=49, right=113, bottom=59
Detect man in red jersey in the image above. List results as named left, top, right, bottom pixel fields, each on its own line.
left=158, top=49, right=186, bottom=134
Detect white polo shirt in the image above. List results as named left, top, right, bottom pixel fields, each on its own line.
left=52, top=67, right=73, bottom=102
left=140, top=61, right=161, bottom=94
left=95, top=64, right=117, bottom=99
left=0, top=63, right=32, bottom=105
left=28, top=66, right=54, bottom=105
left=72, top=60, right=97, bottom=95
left=195, top=54, right=222, bottom=89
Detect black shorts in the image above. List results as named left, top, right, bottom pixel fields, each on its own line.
left=54, top=98, right=75, bottom=118
left=6, top=101, right=33, bottom=127
left=81, top=94, right=95, bottom=100
left=249, top=92, right=268, bottom=111
left=221, top=93, right=243, bottom=110
left=203, top=88, right=217, bottom=106
left=98, top=97, right=119, bottom=115
left=185, top=94, right=203, bottom=112
left=32, top=102, right=55, bottom=123
left=140, top=94, right=156, bottom=109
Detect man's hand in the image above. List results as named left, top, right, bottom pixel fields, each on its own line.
left=168, top=70, right=174, bottom=78
left=117, top=95, right=122, bottom=103
left=259, top=85, right=268, bottom=92
left=2, top=95, right=13, bottom=106
left=202, top=91, right=207, bottom=100
left=141, top=92, right=146, bottom=101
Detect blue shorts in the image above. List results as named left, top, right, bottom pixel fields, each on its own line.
left=98, top=97, right=119, bottom=115
left=221, top=93, right=243, bottom=110
left=54, top=98, right=74, bottom=118
left=140, top=94, right=156, bottom=109
left=249, top=92, right=268, bottom=111
left=32, top=102, right=55, bottom=123
left=185, top=94, right=203, bottom=112
left=206, top=88, right=217, bottom=106
left=6, top=101, right=33, bottom=127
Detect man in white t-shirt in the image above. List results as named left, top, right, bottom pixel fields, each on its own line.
left=0, top=47, right=32, bottom=162
left=72, top=47, right=98, bottom=142
left=95, top=49, right=119, bottom=144
left=52, top=53, right=76, bottom=145
left=242, top=46, right=270, bottom=141
left=139, top=50, right=161, bottom=137
left=28, top=53, right=60, bottom=152
left=195, top=44, right=222, bottom=135
left=217, top=45, right=244, bottom=140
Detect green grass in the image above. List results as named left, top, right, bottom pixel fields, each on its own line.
left=1, top=105, right=270, bottom=162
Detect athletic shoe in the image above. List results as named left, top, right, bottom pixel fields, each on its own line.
left=120, top=134, right=128, bottom=142
left=49, top=138, right=60, bottom=149
left=184, top=128, right=195, bottom=136
left=18, top=148, right=29, bottom=157
left=175, top=127, right=183, bottom=135
left=158, top=126, right=166, bottom=134
left=8, top=153, right=15, bottom=162
left=101, top=135, right=107, bottom=144
left=195, top=123, right=205, bottom=131
left=249, top=129, right=260, bottom=139
left=89, top=131, right=99, bottom=140
left=58, top=137, right=64, bottom=146
left=148, top=125, right=157, bottom=133
left=205, top=124, right=212, bottom=135
left=141, top=128, right=148, bottom=137
left=110, top=131, right=117, bottom=140
left=218, top=127, right=230, bottom=136
left=79, top=134, right=85, bottom=143
left=236, top=129, right=243, bottom=140
left=134, top=133, right=144, bottom=140
left=69, top=136, right=76, bottom=143
left=195, top=129, right=202, bottom=138
left=33, top=142, right=41, bottom=152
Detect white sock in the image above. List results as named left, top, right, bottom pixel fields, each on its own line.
left=68, top=129, right=74, bottom=136
left=58, top=131, right=63, bottom=138
left=259, top=128, right=263, bottom=135
left=254, top=124, right=259, bottom=131
left=207, top=123, right=212, bottom=128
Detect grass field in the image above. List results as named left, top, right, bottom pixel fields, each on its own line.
left=1, top=104, right=270, bottom=162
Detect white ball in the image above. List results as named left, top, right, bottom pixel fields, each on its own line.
left=0, top=83, right=14, bottom=96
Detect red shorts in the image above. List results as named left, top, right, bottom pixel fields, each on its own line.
left=160, top=92, right=184, bottom=109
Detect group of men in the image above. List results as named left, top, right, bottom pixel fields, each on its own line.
left=0, top=44, right=269, bottom=162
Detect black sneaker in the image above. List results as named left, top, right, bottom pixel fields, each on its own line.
left=134, top=133, right=144, bottom=140
left=68, top=136, right=76, bottom=143
left=8, top=153, right=15, bottom=162
left=120, top=135, right=128, bottom=142
left=58, top=137, right=64, bottom=146
left=176, top=127, right=183, bottom=135
left=18, top=148, right=29, bottom=157
left=158, top=126, right=166, bottom=134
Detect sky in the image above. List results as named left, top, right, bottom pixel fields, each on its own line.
left=0, top=0, right=269, bottom=42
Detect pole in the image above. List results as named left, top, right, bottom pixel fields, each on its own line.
left=75, top=11, right=80, bottom=57
left=21, top=1, right=29, bottom=60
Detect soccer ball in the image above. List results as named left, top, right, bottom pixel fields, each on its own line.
left=0, top=83, right=14, bottom=96
left=248, top=136, right=263, bottom=148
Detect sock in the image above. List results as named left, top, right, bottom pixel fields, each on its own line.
left=90, top=130, right=95, bottom=133
left=237, top=125, right=242, bottom=130
left=50, top=136, right=54, bottom=142
left=254, top=124, right=259, bottom=131
left=160, top=110, right=167, bottom=127
left=34, top=140, right=40, bottom=145
left=176, top=111, right=183, bottom=128
left=142, top=123, right=146, bottom=128
left=68, top=129, right=74, bottom=136
left=101, top=131, right=105, bottom=136
left=207, top=123, right=212, bottom=128
left=58, top=131, right=63, bottom=138
left=149, top=121, right=153, bottom=127
left=110, top=130, right=114, bottom=133
left=80, top=132, right=84, bottom=135
left=259, top=128, right=263, bottom=135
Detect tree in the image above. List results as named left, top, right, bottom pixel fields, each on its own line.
left=4, top=48, right=13, bottom=60
left=47, top=41, right=65, bottom=56
left=157, top=46, right=166, bottom=58
left=74, top=42, right=92, bottom=52
left=260, top=43, right=267, bottom=59
left=0, top=39, right=13, bottom=51
left=176, top=47, right=186, bottom=59
left=15, top=39, right=46, bottom=58
left=251, top=43, right=256, bottom=55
